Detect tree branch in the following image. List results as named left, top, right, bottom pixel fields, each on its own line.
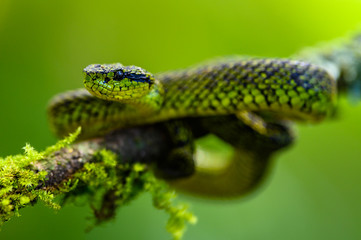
left=36, top=125, right=173, bottom=189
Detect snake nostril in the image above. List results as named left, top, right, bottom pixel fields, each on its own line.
left=103, top=77, right=111, bottom=83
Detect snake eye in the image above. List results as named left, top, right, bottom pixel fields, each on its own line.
left=114, top=70, right=124, bottom=81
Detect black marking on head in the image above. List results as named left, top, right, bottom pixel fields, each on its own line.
left=291, top=72, right=301, bottom=80
left=121, top=72, right=152, bottom=84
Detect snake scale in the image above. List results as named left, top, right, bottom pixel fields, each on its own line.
left=48, top=58, right=336, bottom=197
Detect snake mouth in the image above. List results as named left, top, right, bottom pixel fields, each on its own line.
left=83, top=63, right=156, bottom=101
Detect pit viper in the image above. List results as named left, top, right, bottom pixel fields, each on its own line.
left=48, top=58, right=336, bottom=197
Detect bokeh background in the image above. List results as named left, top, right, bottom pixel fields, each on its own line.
left=0, top=0, right=361, bottom=239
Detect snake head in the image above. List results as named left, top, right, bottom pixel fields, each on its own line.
left=83, top=63, right=156, bottom=101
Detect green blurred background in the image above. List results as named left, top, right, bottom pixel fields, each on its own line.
left=0, top=0, right=361, bottom=239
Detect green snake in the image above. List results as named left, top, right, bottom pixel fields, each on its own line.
left=48, top=58, right=336, bottom=197
left=49, top=58, right=335, bottom=138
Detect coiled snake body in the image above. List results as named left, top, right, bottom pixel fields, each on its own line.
left=48, top=58, right=336, bottom=197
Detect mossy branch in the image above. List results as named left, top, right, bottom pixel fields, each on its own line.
left=0, top=125, right=196, bottom=240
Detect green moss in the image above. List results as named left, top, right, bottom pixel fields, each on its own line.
left=0, top=127, right=81, bottom=225
left=70, top=149, right=197, bottom=239
left=144, top=173, right=197, bottom=240
left=0, top=127, right=196, bottom=239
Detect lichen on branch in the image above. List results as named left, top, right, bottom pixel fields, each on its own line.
left=0, top=127, right=196, bottom=240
